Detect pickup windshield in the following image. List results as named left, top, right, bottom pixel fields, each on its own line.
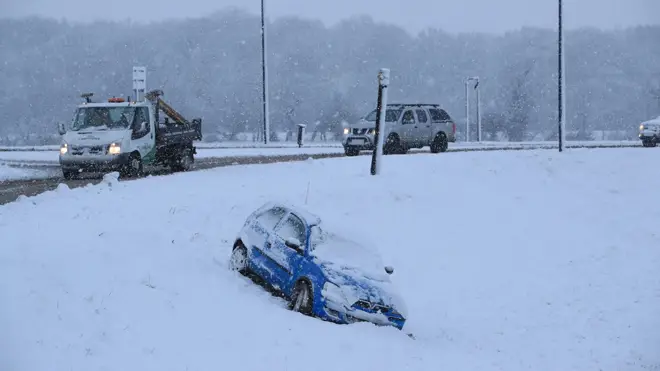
left=69, top=106, right=138, bottom=131
left=364, top=109, right=402, bottom=123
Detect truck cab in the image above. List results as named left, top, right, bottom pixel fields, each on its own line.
left=342, top=104, right=456, bottom=156
left=58, top=92, right=201, bottom=179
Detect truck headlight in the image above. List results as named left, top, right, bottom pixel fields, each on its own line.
left=640, top=124, right=644, bottom=131
left=343, top=128, right=350, bottom=135
left=108, top=143, right=121, bottom=155
left=59, top=143, right=68, bottom=155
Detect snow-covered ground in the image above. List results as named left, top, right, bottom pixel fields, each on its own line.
left=1, top=148, right=658, bottom=371
left=0, top=164, right=53, bottom=181
left=0, top=140, right=641, bottom=165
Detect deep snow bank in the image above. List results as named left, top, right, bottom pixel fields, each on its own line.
left=1, top=148, right=659, bottom=371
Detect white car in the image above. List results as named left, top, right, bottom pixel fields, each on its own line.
left=639, top=116, right=660, bottom=147
left=342, top=103, right=457, bottom=156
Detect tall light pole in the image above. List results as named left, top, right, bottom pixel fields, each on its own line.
left=465, top=76, right=481, bottom=142
left=261, top=0, right=270, bottom=145
left=558, top=0, right=566, bottom=152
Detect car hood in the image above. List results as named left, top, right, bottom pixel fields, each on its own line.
left=311, top=233, right=407, bottom=316
left=63, top=129, right=128, bottom=147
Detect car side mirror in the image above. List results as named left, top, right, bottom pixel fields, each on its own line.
left=384, top=266, right=394, bottom=275
left=285, top=237, right=304, bottom=254
left=57, top=122, right=66, bottom=135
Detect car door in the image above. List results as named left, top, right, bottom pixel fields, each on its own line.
left=400, top=110, right=417, bottom=147
left=267, top=212, right=308, bottom=293
left=248, top=206, right=288, bottom=280
left=415, top=109, right=432, bottom=145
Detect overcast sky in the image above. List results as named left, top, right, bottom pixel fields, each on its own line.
left=2, top=0, right=659, bottom=34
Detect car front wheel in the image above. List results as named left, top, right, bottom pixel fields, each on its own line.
left=289, top=280, right=313, bottom=315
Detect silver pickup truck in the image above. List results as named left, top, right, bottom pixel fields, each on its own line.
left=342, top=104, right=456, bottom=156
left=639, top=116, right=660, bottom=147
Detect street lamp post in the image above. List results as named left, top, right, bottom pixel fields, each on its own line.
left=558, top=0, right=566, bottom=152
left=261, top=0, right=270, bottom=145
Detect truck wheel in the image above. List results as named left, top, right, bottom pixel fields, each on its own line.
left=643, top=140, right=657, bottom=148
left=62, top=169, right=77, bottom=180
left=171, top=149, right=194, bottom=172
left=430, top=132, right=448, bottom=153
left=121, top=153, right=143, bottom=178
left=344, top=147, right=359, bottom=157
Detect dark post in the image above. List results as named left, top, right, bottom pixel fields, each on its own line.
left=370, top=68, right=390, bottom=176
left=261, top=0, right=270, bottom=145
left=558, top=0, right=564, bottom=152
left=297, top=124, right=306, bottom=148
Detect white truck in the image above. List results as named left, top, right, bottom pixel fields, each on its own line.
left=57, top=89, right=202, bottom=179
left=639, top=116, right=660, bottom=147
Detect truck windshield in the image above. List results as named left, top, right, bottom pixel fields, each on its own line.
left=364, top=109, right=402, bottom=122
left=70, top=106, right=138, bottom=131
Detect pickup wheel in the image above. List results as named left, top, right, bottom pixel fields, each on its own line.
left=344, top=147, right=359, bottom=157
left=643, top=139, right=657, bottom=148
left=430, top=132, right=448, bottom=153
left=62, top=169, right=77, bottom=180
left=384, top=134, right=404, bottom=155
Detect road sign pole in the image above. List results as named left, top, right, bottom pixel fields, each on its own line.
left=371, top=68, right=390, bottom=176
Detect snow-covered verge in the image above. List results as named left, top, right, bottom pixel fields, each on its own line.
left=0, top=164, right=52, bottom=181
left=1, top=149, right=658, bottom=371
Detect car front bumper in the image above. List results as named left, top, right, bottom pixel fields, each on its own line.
left=343, top=135, right=376, bottom=150
left=322, top=297, right=405, bottom=330
left=59, top=153, right=131, bottom=172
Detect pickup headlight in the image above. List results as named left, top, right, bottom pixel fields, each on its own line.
left=640, top=124, right=645, bottom=131
left=343, top=128, right=350, bottom=135
left=59, top=143, right=68, bottom=155
left=108, top=143, right=121, bottom=155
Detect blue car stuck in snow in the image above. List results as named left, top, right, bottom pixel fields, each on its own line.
left=229, top=202, right=407, bottom=330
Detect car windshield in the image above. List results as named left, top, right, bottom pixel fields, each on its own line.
left=363, top=109, right=402, bottom=122
left=69, top=106, right=138, bottom=131
left=309, top=225, right=388, bottom=281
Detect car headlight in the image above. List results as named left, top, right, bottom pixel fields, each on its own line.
left=321, top=281, right=351, bottom=309
left=343, top=128, right=350, bottom=135
left=108, top=143, right=121, bottom=155
left=59, top=143, right=68, bottom=155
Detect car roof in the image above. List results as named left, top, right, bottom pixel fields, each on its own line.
left=256, top=201, right=322, bottom=226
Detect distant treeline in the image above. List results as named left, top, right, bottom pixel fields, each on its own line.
left=0, top=10, right=659, bottom=145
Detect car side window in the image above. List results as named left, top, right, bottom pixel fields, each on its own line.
left=429, top=108, right=451, bottom=123
left=416, top=109, right=428, bottom=123
left=275, top=213, right=307, bottom=245
left=402, top=110, right=415, bottom=125
left=256, top=207, right=287, bottom=230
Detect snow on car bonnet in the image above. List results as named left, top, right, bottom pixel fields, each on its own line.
left=309, top=226, right=389, bottom=282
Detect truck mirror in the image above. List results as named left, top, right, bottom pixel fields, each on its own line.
left=57, top=122, right=66, bottom=135
left=135, top=121, right=147, bottom=133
